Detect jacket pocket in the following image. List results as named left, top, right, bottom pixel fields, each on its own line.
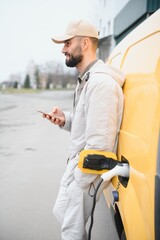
left=60, top=159, right=78, bottom=186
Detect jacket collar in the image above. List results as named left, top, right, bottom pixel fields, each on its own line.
left=77, top=59, right=98, bottom=84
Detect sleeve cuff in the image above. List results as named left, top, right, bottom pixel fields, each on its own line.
left=59, top=111, right=72, bottom=131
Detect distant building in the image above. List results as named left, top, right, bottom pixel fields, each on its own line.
left=95, top=0, right=129, bottom=61
left=0, top=81, right=21, bottom=90
left=95, top=0, right=160, bottom=62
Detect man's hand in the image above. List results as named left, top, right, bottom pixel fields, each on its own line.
left=43, top=106, right=65, bottom=126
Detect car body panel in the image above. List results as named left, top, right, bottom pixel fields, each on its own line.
left=104, top=9, right=160, bottom=240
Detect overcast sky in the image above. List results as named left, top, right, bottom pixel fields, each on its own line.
left=0, top=0, right=97, bottom=82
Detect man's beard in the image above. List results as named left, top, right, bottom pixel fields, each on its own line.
left=65, top=53, right=83, bottom=67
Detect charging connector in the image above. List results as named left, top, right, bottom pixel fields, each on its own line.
left=101, top=163, right=129, bottom=181
left=83, top=154, right=120, bottom=170
left=78, top=149, right=117, bottom=174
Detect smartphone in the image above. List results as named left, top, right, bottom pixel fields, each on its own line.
left=37, top=110, right=53, bottom=118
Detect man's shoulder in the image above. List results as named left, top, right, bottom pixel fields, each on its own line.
left=89, top=60, right=125, bottom=88
left=89, top=60, right=116, bottom=85
left=90, top=59, right=107, bottom=73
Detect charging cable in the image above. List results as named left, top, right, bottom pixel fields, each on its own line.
left=87, top=163, right=129, bottom=240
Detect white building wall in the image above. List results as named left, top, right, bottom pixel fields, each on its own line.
left=94, top=0, right=129, bottom=38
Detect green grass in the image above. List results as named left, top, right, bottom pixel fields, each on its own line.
left=0, top=87, right=74, bottom=94
left=0, top=88, right=43, bottom=94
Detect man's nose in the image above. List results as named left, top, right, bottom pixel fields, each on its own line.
left=61, top=45, right=66, bottom=54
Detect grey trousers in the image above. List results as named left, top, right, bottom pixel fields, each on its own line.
left=53, top=179, right=95, bottom=240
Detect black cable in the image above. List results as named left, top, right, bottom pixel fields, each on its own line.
left=88, top=178, right=103, bottom=240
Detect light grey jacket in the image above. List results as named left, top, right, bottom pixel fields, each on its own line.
left=61, top=59, right=125, bottom=187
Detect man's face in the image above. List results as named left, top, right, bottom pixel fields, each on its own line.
left=62, top=37, right=83, bottom=67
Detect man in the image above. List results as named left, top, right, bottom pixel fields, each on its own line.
left=43, top=19, right=125, bottom=240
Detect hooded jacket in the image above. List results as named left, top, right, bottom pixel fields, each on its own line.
left=61, top=59, right=125, bottom=187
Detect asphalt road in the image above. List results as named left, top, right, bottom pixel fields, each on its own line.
left=0, top=90, right=119, bottom=240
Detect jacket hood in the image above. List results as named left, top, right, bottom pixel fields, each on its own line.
left=90, top=60, right=125, bottom=88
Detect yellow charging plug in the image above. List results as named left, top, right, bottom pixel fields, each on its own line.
left=78, top=149, right=117, bottom=174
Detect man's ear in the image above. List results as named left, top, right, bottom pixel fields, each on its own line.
left=82, top=38, right=89, bottom=49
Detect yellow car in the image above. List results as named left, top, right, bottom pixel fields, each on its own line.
left=104, top=9, right=160, bottom=240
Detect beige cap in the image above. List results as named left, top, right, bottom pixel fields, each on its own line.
left=52, top=19, right=99, bottom=44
